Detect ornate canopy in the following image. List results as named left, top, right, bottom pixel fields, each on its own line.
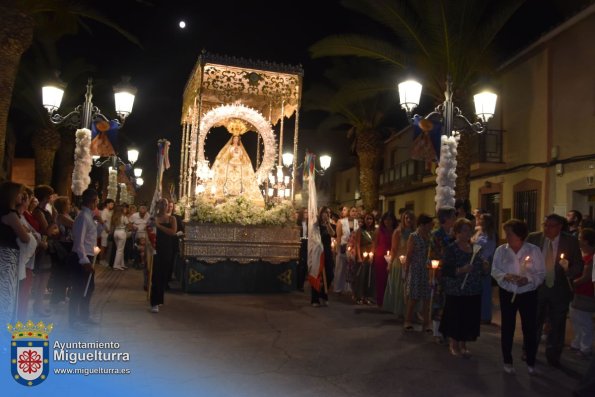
left=179, top=52, right=303, bottom=204
left=182, top=52, right=303, bottom=126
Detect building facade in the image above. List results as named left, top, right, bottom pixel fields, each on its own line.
left=376, top=5, right=595, bottom=232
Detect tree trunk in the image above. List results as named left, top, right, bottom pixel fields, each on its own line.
left=0, top=5, right=34, bottom=179
left=52, top=130, right=75, bottom=195
left=356, top=128, right=382, bottom=212
left=455, top=131, right=471, bottom=200
left=32, top=127, right=61, bottom=186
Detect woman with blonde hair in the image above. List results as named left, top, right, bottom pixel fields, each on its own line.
left=110, top=205, right=129, bottom=270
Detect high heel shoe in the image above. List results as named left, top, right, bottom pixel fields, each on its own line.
left=449, top=345, right=461, bottom=357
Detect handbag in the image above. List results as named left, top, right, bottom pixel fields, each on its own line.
left=571, top=293, right=595, bottom=312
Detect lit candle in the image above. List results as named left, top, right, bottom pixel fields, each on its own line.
left=559, top=253, right=569, bottom=270
left=399, top=255, right=406, bottom=265
left=363, top=252, right=368, bottom=258
left=512, top=256, right=530, bottom=303
left=386, top=250, right=390, bottom=257
left=431, top=260, right=440, bottom=269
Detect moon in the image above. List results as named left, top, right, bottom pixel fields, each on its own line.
left=179, top=20, right=186, bottom=29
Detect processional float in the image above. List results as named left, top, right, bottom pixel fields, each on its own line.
left=178, top=52, right=303, bottom=292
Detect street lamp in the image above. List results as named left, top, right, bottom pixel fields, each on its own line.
left=398, top=75, right=496, bottom=136
left=397, top=75, right=497, bottom=210
left=42, top=75, right=136, bottom=129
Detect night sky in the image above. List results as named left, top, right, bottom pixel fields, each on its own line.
left=11, top=0, right=594, bottom=201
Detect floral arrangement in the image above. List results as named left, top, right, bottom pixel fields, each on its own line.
left=179, top=195, right=295, bottom=226
left=71, top=128, right=92, bottom=196
left=434, top=134, right=459, bottom=211
left=107, top=168, right=118, bottom=200
left=196, top=104, right=277, bottom=184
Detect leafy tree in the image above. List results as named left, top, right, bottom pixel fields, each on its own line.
left=310, top=0, right=524, bottom=200
left=0, top=0, right=139, bottom=179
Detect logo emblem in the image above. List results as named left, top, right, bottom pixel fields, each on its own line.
left=7, top=320, right=53, bottom=387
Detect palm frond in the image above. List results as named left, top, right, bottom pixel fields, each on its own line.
left=342, top=0, right=430, bottom=57
left=310, top=34, right=407, bottom=68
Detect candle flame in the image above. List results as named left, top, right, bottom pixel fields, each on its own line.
left=524, top=256, right=530, bottom=261
left=431, top=260, right=440, bottom=269
left=560, top=253, right=565, bottom=259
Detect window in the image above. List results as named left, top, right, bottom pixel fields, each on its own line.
left=514, top=190, right=538, bottom=232
left=513, top=179, right=542, bottom=233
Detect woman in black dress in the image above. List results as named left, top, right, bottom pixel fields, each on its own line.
left=150, top=199, right=177, bottom=313
left=311, top=206, right=335, bottom=307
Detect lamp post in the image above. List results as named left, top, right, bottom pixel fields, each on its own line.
left=43, top=76, right=136, bottom=130
left=397, top=75, right=497, bottom=136
left=397, top=75, right=497, bottom=209
left=276, top=152, right=332, bottom=204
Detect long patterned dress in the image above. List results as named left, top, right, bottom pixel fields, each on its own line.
left=352, top=228, right=375, bottom=302
left=405, top=232, right=430, bottom=301
left=383, top=228, right=412, bottom=316
left=373, top=226, right=392, bottom=306
left=0, top=209, right=20, bottom=324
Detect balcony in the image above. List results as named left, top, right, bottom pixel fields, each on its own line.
left=469, top=129, right=505, bottom=173
left=379, top=159, right=432, bottom=194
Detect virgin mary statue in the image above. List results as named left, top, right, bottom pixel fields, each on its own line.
left=208, top=119, right=264, bottom=207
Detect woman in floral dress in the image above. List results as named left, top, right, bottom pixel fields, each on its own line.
left=384, top=211, right=415, bottom=317
left=404, top=214, right=434, bottom=331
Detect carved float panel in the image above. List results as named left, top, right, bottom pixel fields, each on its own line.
left=182, top=223, right=300, bottom=264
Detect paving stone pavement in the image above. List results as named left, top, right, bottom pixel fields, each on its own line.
left=2, top=265, right=591, bottom=397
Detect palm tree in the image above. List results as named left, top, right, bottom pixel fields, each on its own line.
left=304, top=63, right=395, bottom=211
left=0, top=0, right=139, bottom=179
left=310, top=0, right=524, bottom=200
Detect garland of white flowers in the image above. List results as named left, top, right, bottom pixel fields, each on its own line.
left=107, top=168, right=118, bottom=200
left=119, top=183, right=128, bottom=204
left=180, top=196, right=294, bottom=226
left=71, top=128, right=92, bottom=196
left=196, top=104, right=276, bottom=184
left=434, top=135, right=459, bottom=212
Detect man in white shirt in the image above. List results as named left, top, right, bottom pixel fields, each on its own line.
left=128, top=204, right=149, bottom=267
left=69, top=189, right=99, bottom=328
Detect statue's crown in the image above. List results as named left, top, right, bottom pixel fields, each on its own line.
left=227, top=118, right=248, bottom=136
left=7, top=320, right=53, bottom=340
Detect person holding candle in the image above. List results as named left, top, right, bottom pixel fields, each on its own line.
left=352, top=214, right=376, bottom=305
left=373, top=212, right=397, bottom=307
left=471, top=213, right=498, bottom=324
left=440, top=218, right=490, bottom=357
left=569, top=228, right=595, bottom=357
left=429, top=207, right=456, bottom=341
left=404, top=214, right=434, bottom=332
left=527, top=213, right=583, bottom=367
left=69, top=188, right=99, bottom=328
left=384, top=211, right=416, bottom=317
left=492, top=219, right=545, bottom=374
left=335, top=206, right=358, bottom=294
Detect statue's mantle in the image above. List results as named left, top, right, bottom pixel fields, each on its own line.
left=183, top=223, right=300, bottom=264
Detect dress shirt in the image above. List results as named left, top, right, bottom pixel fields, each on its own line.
left=492, top=242, right=546, bottom=294
left=129, top=212, right=148, bottom=237
left=542, top=234, right=560, bottom=260
left=72, top=207, right=98, bottom=265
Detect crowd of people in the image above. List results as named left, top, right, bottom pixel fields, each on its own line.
left=0, top=181, right=184, bottom=330
left=297, top=200, right=595, bottom=383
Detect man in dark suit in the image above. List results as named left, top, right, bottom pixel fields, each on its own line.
left=527, top=213, right=583, bottom=367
